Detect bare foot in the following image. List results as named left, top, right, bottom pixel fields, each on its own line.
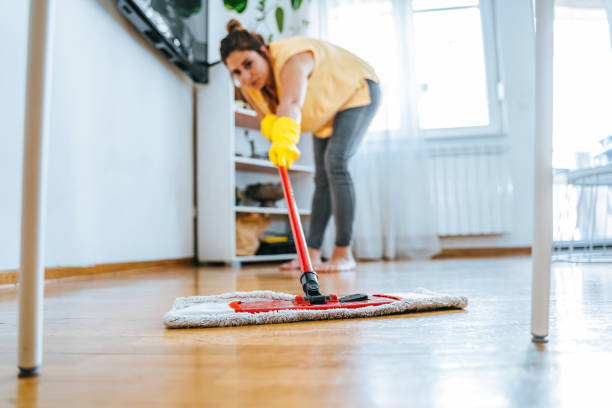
left=316, top=258, right=356, bottom=273
left=279, top=258, right=300, bottom=271
left=279, top=248, right=322, bottom=271
left=315, top=246, right=356, bottom=273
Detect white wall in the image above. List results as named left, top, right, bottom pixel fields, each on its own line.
left=438, top=0, right=536, bottom=249
left=0, top=1, right=30, bottom=271
left=0, top=0, right=194, bottom=270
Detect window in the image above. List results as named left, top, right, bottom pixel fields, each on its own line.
left=552, top=6, right=612, bottom=170
left=322, top=0, right=501, bottom=138
left=411, top=0, right=501, bottom=137
left=323, top=1, right=400, bottom=133
left=551, top=5, right=612, bottom=249
left=553, top=7, right=612, bottom=249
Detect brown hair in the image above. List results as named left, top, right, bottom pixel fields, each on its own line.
left=220, top=19, right=268, bottom=63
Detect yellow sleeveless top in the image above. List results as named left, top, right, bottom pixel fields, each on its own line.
left=243, top=36, right=379, bottom=138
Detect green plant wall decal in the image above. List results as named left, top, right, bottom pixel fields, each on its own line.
left=223, top=0, right=247, bottom=13
left=223, top=0, right=309, bottom=40
left=275, top=6, right=284, bottom=32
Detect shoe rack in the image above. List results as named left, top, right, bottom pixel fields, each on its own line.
left=195, top=63, right=314, bottom=264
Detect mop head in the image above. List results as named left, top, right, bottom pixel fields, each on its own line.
left=163, top=288, right=468, bottom=329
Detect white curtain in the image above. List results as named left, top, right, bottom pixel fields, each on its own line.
left=318, top=0, right=440, bottom=259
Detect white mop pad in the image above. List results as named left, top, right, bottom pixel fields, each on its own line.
left=163, top=288, right=468, bottom=329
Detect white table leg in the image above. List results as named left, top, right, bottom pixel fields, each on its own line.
left=18, top=0, right=55, bottom=378
left=531, top=0, right=554, bottom=343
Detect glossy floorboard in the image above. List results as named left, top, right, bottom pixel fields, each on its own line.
left=1, top=257, right=611, bottom=407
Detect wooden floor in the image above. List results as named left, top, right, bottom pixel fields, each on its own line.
left=1, top=257, right=611, bottom=407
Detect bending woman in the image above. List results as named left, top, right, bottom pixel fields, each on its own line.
left=220, top=20, right=381, bottom=272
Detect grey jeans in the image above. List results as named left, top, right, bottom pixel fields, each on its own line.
left=307, top=79, right=381, bottom=249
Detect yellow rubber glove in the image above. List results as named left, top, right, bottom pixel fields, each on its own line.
left=260, top=114, right=276, bottom=141
left=269, top=116, right=301, bottom=168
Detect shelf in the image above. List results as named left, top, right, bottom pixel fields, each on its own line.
left=234, top=156, right=314, bottom=174
left=196, top=65, right=314, bottom=264
left=235, top=206, right=311, bottom=215
left=235, top=106, right=257, bottom=116
left=235, top=106, right=259, bottom=129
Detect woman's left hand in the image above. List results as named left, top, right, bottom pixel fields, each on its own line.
left=268, top=116, right=301, bottom=168
left=269, top=141, right=300, bottom=168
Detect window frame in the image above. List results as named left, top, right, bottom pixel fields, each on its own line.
left=410, top=0, right=504, bottom=139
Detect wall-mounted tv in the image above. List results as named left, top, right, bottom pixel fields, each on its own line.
left=118, top=0, right=209, bottom=83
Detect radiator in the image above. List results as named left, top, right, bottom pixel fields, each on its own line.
left=428, top=143, right=513, bottom=236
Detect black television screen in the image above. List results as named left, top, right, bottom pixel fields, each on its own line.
left=118, top=0, right=209, bottom=83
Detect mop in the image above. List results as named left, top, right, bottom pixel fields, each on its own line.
left=164, top=167, right=467, bottom=329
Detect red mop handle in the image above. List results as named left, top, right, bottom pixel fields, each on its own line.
left=278, top=166, right=313, bottom=273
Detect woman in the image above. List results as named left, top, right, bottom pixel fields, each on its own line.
left=221, top=20, right=380, bottom=272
